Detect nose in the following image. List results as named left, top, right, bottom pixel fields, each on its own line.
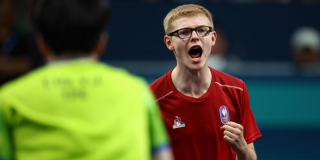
left=190, top=30, right=199, bottom=41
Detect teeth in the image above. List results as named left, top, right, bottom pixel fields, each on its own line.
left=192, top=57, right=200, bottom=60
left=192, top=46, right=200, bottom=49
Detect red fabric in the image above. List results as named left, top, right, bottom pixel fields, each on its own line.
left=149, top=67, right=261, bottom=160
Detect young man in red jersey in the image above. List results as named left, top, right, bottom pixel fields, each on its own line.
left=149, top=4, right=261, bottom=160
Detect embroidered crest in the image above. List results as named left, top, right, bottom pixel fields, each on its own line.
left=173, top=116, right=185, bottom=129
left=219, top=105, right=230, bottom=124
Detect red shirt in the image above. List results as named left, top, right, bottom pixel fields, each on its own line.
left=149, top=67, right=261, bottom=160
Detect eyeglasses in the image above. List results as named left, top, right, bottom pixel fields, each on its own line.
left=168, top=26, right=213, bottom=39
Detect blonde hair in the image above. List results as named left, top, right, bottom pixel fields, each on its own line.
left=163, top=4, right=214, bottom=35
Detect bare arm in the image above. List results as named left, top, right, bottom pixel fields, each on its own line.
left=152, top=147, right=174, bottom=160
left=235, top=142, right=256, bottom=160
left=221, top=122, right=257, bottom=160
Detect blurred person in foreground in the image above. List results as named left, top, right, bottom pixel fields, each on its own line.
left=149, top=4, right=261, bottom=160
left=0, top=0, right=173, bottom=160
left=291, top=26, right=320, bottom=76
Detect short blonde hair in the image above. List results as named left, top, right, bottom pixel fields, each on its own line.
left=163, top=4, right=214, bottom=35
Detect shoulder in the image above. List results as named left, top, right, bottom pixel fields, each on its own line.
left=149, top=73, right=167, bottom=90
left=0, top=66, right=46, bottom=96
left=210, top=67, right=245, bottom=90
left=88, top=61, right=146, bottom=85
left=104, top=64, right=148, bottom=88
left=148, top=71, right=172, bottom=99
left=97, top=63, right=152, bottom=100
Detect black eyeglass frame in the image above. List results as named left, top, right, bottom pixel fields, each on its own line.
left=168, top=26, right=213, bottom=39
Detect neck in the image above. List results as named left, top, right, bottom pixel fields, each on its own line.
left=171, top=65, right=212, bottom=98
left=46, top=52, right=98, bottom=63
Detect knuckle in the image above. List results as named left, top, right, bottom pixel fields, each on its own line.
left=235, top=130, right=242, bottom=136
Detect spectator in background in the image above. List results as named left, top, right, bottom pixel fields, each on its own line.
left=0, top=0, right=41, bottom=86
left=0, top=0, right=173, bottom=160
left=291, top=26, right=320, bottom=76
left=207, top=26, right=243, bottom=74
left=207, top=26, right=229, bottom=71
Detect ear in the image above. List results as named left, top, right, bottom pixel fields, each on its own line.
left=211, top=31, right=217, bottom=47
left=35, top=34, right=51, bottom=59
left=164, top=35, right=174, bottom=51
left=93, top=32, right=108, bottom=56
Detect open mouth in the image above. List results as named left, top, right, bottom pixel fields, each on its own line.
left=189, top=46, right=203, bottom=60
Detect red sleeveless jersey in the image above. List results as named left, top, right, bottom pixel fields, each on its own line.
left=149, top=67, right=261, bottom=160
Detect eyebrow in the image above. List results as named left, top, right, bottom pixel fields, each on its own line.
left=177, top=25, right=209, bottom=30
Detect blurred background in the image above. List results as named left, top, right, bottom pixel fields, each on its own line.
left=1, top=0, right=320, bottom=159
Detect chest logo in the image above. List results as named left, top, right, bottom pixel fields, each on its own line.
left=219, top=105, right=230, bottom=124
left=173, top=116, right=185, bottom=129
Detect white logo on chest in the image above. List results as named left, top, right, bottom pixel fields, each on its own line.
left=173, top=116, right=185, bottom=129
